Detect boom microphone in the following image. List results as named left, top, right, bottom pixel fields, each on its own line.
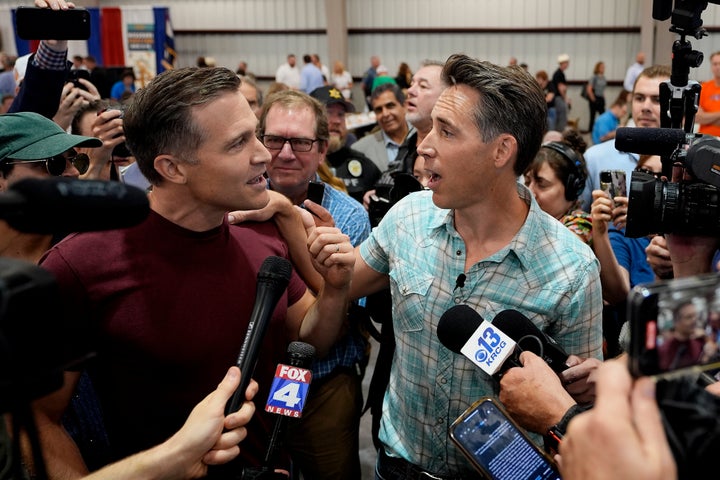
left=492, top=309, right=570, bottom=374
left=225, top=256, right=293, bottom=415
left=614, top=127, right=692, bottom=158
left=0, top=177, right=150, bottom=233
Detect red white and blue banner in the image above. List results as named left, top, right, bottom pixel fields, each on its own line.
left=6, top=6, right=175, bottom=85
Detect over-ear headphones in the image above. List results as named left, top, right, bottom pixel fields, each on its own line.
left=541, top=142, right=586, bottom=202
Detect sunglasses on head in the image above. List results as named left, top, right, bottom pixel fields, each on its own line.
left=4, top=152, right=90, bottom=176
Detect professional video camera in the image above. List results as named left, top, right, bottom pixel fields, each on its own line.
left=622, top=0, right=720, bottom=238
left=0, top=177, right=149, bottom=480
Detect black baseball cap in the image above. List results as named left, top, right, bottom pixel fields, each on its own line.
left=309, top=86, right=355, bottom=113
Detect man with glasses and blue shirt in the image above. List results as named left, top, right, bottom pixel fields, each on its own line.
left=255, top=89, right=371, bottom=480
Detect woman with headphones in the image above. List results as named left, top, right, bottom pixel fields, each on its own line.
left=523, top=130, right=592, bottom=245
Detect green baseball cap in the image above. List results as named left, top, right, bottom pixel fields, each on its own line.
left=0, top=112, right=102, bottom=161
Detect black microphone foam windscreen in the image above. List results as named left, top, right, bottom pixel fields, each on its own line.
left=1, top=177, right=150, bottom=233
left=437, top=304, right=484, bottom=353
left=492, top=309, right=569, bottom=373
left=614, top=127, right=687, bottom=157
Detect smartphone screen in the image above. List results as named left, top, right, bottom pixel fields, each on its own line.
left=599, top=170, right=627, bottom=199
left=449, top=397, right=560, bottom=480
left=15, top=7, right=91, bottom=40
left=629, top=273, right=720, bottom=378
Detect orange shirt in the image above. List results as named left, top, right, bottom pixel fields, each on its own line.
left=699, top=79, right=720, bottom=137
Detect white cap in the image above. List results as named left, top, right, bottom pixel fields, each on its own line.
left=376, top=65, right=388, bottom=74
left=557, top=54, right=570, bottom=64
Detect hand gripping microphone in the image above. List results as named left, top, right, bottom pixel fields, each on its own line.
left=225, top=256, right=293, bottom=415
left=0, top=177, right=150, bottom=233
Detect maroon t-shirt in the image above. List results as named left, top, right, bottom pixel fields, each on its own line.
left=40, top=210, right=306, bottom=470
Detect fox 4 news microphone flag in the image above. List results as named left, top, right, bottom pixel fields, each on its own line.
left=265, top=363, right=312, bottom=418
left=4, top=6, right=176, bottom=80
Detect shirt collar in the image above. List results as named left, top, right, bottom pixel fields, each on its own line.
left=425, top=183, right=539, bottom=270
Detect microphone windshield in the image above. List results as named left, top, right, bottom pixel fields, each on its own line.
left=614, top=127, right=688, bottom=157
left=437, top=305, right=484, bottom=353
left=492, top=310, right=543, bottom=339
left=287, top=341, right=315, bottom=368
left=258, top=255, right=293, bottom=288
left=492, top=309, right=569, bottom=373
left=2, top=177, right=149, bottom=233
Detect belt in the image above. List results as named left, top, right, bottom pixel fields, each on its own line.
left=377, top=448, right=463, bottom=480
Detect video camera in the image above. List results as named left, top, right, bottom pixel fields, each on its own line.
left=623, top=0, right=720, bottom=238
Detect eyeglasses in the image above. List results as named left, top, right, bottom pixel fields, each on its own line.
left=259, top=135, right=322, bottom=153
left=634, top=167, right=661, bottom=179
left=4, top=152, right=90, bottom=176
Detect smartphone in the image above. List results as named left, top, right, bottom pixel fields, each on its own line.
left=599, top=170, right=627, bottom=200
left=68, top=69, right=91, bottom=91
left=449, top=397, right=561, bottom=480
left=307, top=181, right=325, bottom=205
left=15, top=7, right=91, bottom=40
left=628, top=273, right=720, bottom=378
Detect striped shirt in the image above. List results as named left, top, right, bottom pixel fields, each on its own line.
left=359, top=184, right=603, bottom=476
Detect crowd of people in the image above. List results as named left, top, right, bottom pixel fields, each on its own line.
left=4, top=1, right=720, bottom=480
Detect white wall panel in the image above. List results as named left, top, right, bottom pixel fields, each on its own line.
left=348, top=32, right=640, bottom=82
left=347, top=0, right=641, bottom=28
left=174, top=33, right=327, bottom=74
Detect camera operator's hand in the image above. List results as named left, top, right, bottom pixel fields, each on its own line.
left=559, top=358, right=677, bottom=480
left=80, top=109, right=125, bottom=180
left=645, top=235, right=673, bottom=280
left=52, top=81, right=100, bottom=131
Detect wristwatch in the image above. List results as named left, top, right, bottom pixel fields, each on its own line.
left=543, top=403, right=590, bottom=454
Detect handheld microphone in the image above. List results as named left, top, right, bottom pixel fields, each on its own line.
left=491, top=309, right=569, bottom=374
left=225, top=256, right=293, bottom=415
left=437, top=306, right=570, bottom=378
left=614, top=127, right=692, bottom=158
left=262, top=341, right=315, bottom=470
left=437, top=305, right=518, bottom=377
left=0, top=177, right=150, bottom=233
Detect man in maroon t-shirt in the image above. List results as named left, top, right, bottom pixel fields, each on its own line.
left=33, top=67, right=355, bottom=479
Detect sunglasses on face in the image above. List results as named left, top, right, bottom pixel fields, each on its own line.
left=4, top=152, right=90, bottom=176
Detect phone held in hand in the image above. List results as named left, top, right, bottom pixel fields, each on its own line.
left=449, top=397, right=561, bottom=480
left=15, top=7, right=91, bottom=41
left=306, top=181, right=325, bottom=205
left=599, top=169, right=627, bottom=201
left=628, top=273, right=720, bottom=379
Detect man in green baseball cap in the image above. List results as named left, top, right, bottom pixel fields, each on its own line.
left=0, top=111, right=101, bottom=262
left=1, top=111, right=101, bottom=182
